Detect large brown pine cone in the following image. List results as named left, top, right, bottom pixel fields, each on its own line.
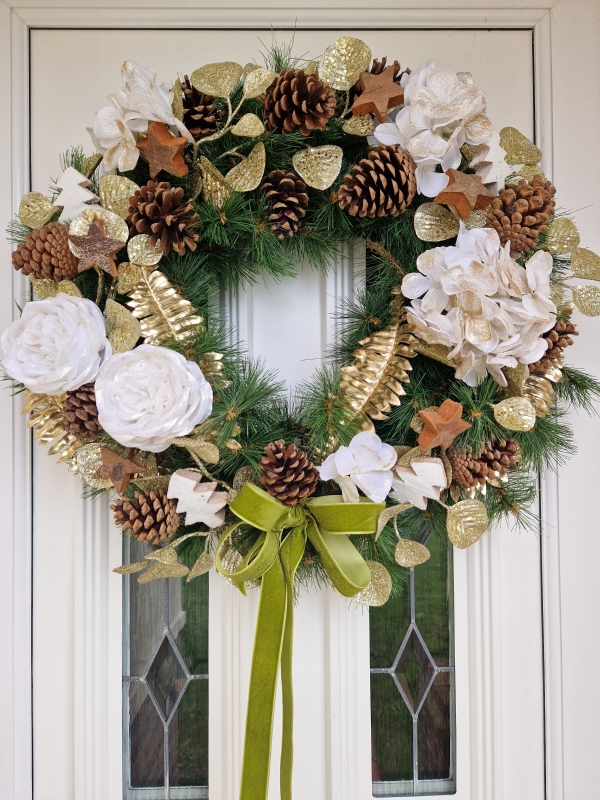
left=529, top=320, right=578, bottom=374
left=486, top=175, right=556, bottom=252
left=264, top=69, right=336, bottom=136
left=127, top=181, right=198, bottom=256
left=447, top=437, right=520, bottom=491
left=259, top=440, right=319, bottom=506
left=111, top=490, right=180, bottom=544
left=181, top=75, right=218, bottom=139
left=338, top=145, right=417, bottom=218
left=260, top=170, right=309, bottom=239
left=12, top=222, right=79, bottom=281
left=62, top=383, right=100, bottom=436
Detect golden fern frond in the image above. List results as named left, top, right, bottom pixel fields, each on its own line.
left=128, top=266, right=204, bottom=345
left=22, top=390, right=82, bottom=462
left=339, top=302, right=417, bottom=431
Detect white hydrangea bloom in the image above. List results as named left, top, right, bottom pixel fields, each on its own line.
left=317, top=432, right=397, bottom=504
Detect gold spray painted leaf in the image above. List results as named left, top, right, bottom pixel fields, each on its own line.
left=318, top=36, right=371, bottom=90
left=99, top=175, right=139, bottom=220
left=243, top=67, right=277, bottom=98
left=493, top=397, right=536, bottom=431
left=499, top=127, right=542, bottom=166
left=200, top=156, right=232, bottom=209
left=292, top=145, right=343, bottom=190
left=22, top=390, right=82, bottom=463
left=104, top=298, right=141, bottom=353
left=230, top=113, right=265, bottom=137
left=190, top=62, right=243, bottom=97
left=446, top=499, right=488, bottom=548
left=573, top=284, right=600, bottom=316
left=354, top=561, right=392, bottom=606
left=523, top=375, right=555, bottom=417
left=545, top=218, right=580, bottom=254
left=571, top=248, right=600, bottom=281
left=225, top=142, right=266, bottom=191
left=30, top=278, right=82, bottom=299
left=19, top=192, right=55, bottom=228
left=342, top=114, right=375, bottom=137
left=127, top=234, right=163, bottom=266
left=414, top=203, right=460, bottom=242
left=395, top=538, right=431, bottom=568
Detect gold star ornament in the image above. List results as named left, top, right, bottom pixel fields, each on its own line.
left=434, top=169, right=495, bottom=219
left=350, top=66, right=404, bottom=123
left=68, top=216, right=125, bottom=277
left=137, top=121, right=189, bottom=180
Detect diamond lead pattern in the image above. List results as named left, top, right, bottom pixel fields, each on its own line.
left=145, top=635, right=187, bottom=720
left=394, top=629, right=436, bottom=712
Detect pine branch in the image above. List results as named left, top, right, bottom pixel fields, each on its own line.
left=555, top=365, right=600, bottom=414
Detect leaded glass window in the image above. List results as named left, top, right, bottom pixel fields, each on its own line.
left=370, top=532, right=455, bottom=796
left=123, top=537, right=209, bottom=799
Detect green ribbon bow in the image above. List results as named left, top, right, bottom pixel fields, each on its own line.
left=215, top=482, right=384, bottom=800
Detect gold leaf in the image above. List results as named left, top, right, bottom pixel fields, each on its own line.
left=30, top=277, right=82, bottom=299
left=105, top=298, right=141, bottom=353
left=292, top=145, right=343, bottom=190
left=545, top=218, right=580, bottom=254
left=169, top=436, right=220, bottom=464
left=127, top=266, right=204, bottom=345
left=200, top=156, right=232, bottom=209
left=22, top=390, right=82, bottom=463
left=199, top=351, right=228, bottom=388
left=187, top=551, right=214, bottom=581
left=376, top=502, right=412, bottom=539
left=499, top=127, right=542, bottom=166
left=395, top=538, right=431, bottom=568
left=68, top=207, right=128, bottom=258
left=138, top=548, right=190, bottom=582
left=342, top=114, right=375, bottom=136
left=225, top=142, right=266, bottom=192
left=19, top=192, right=55, bottom=228
left=243, top=67, right=277, bottom=98
left=354, top=561, right=392, bottom=606
left=410, top=340, right=461, bottom=369
left=172, top=77, right=184, bottom=121
left=318, top=36, right=371, bottom=90
left=225, top=438, right=242, bottom=451
left=127, top=233, right=163, bottom=266
left=573, top=284, right=600, bottom=316
left=516, top=164, right=547, bottom=183
left=502, top=363, right=528, bottom=396
left=113, top=561, right=148, bottom=575
left=414, top=203, right=460, bottom=242
left=493, top=396, right=537, bottom=431
left=190, top=62, right=243, bottom=97
left=133, top=475, right=171, bottom=493
left=339, top=303, right=417, bottom=430
left=523, top=375, right=555, bottom=417
left=116, top=262, right=145, bottom=295
left=463, top=208, right=488, bottom=230
left=81, top=153, right=103, bottom=179
left=571, top=248, right=600, bottom=281
left=243, top=63, right=260, bottom=77
left=230, top=113, right=265, bottom=137
left=446, top=499, right=488, bottom=549
left=305, top=60, right=320, bottom=75
left=99, top=175, right=139, bottom=220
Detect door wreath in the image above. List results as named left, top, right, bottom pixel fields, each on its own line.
left=3, top=36, right=600, bottom=800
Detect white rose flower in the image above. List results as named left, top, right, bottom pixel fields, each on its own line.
left=95, top=344, right=212, bottom=452
left=317, top=432, right=397, bottom=504
left=1, top=294, right=111, bottom=395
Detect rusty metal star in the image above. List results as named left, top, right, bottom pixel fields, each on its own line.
left=68, top=216, right=125, bottom=278
left=93, top=446, right=147, bottom=493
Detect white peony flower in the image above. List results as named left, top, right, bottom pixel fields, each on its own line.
left=317, top=431, right=397, bottom=503
left=95, top=344, right=213, bottom=452
left=1, top=294, right=111, bottom=395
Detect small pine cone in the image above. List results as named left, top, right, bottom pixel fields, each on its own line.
left=338, top=145, right=417, bottom=218
left=477, top=438, right=520, bottom=477
left=448, top=438, right=520, bottom=489
left=446, top=445, right=488, bottom=490
left=62, top=383, right=100, bottom=436
left=127, top=181, right=198, bottom=256
left=12, top=222, right=79, bottom=281
left=530, top=320, right=579, bottom=374
left=260, top=170, right=309, bottom=239
left=181, top=75, right=218, bottom=139
left=264, top=69, right=336, bottom=136
left=259, top=439, right=319, bottom=506
left=111, top=490, right=180, bottom=545
left=486, top=175, right=556, bottom=252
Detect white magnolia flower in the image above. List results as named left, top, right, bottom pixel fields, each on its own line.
left=88, top=96, right=145, bottom=172
left=1, top=294, right=111, bottom=395
left=95, top=344, right=212, bottom=452
left=317, top=431, right=397, bottom=504
left=374, top=61, right=492, bottom=196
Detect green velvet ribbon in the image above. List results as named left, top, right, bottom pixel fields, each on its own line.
left=215, top=482, right=384, bottom=800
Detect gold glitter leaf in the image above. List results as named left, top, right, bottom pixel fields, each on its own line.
left=138, top=548, right=190, bottom=583
left=376, top=502, right=412, bottom=539
left=116, top=262, right=145, bottom=295
left=571, top=248, right=600, bottom=281
left=243, top=67, right=277, bottom=98
left=499, top=127, right=542, bottom=166
left=187, top=551, right=214, bottom=581
left=81, top=153, right=103, bottom=179
left=414, top=203, right=460, bottom=242
left=19, top=192, right=55, bottom=228
left=410, top=340, right=461, bottom=370
left=342, top=113, right=375, bottom=137
left=545, top=218, right=580, bottom=254
left=68, top=208, right=128, bottom=258
left=446, top=499, right=488, bottom=549
left=105, top=298, right=141, bottom=353
left=22, top=390, right=82, bottom=463
left=292, top=145, right=343, bottom=190
left=133, top=474, right=171, bottom=493
left=354, top=561, right=392, bottom=606
left=318, top=36, right=371, bottom=90
left=127, top=234, right=163, bottom=266
left=463, top=208, right=488, bottom=230
left=200, top=156, right=232, bottom=209
left=243, top=63, right=260, bottom=77
left=169, top=436, right=220, bottom=464
left=113, top=561, right=148, bottom=575
left=74, top=442, right=112, bottom=489
left=225, top=142, right=266, bottom=192
left=230, top=113, right=265, bottom=137
left=30, top=278, right=82, bottom=299
left=127, top=266, right=204, bottom=344
left=502, top=363, right=528, bottom=397
left=395, top=538, right=431, bottom=568
left=191, top=62, right=243, bottom=98
left=99, top=175, right=139, bottom=220
left=516, top=164, right=547, bottom=183
left=573, top=284, right=600, bottom=316
left=172, top=78, right=184, bottom=121
left=305, top=60, right=320, bottom=75
left=493, top=396, right=537, bottom=431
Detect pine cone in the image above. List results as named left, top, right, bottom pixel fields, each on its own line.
left=486, top=175, right=556, bottom=252
left=259, top=440, right=319, bottom=506
left=350, top=57, right=406, bottom=102
left=260, top=170, right=309, bottom=239
left=264, top=69, right=336, bottom=136
left=127, top=181, right=198, bottom=256
left=111, top=490, right=180, bottom=544
left=338, top=145, right=417, bottom=218
left=12, top=222, right=79, bottom=281
left=448, top=438, right=520, bottom=491
left=62, top=383, right=99, bottom=436
left=529, top=320, right=578, bottom=374
left=181, top=75, right=218, bottom=139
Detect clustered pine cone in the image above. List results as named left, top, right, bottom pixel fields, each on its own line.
left=259, top=440, right=319, bottom=506
left=127, top=180, right=198, bottom=256
left=447, top=437, right=520, bottom=491
left=486, top=175, right=556, bottom=252
left=181, top=75, right=218, bottom=139
left=111, top=490, right=180, bottom=544
left=264, top=69, right=336, bottom=136
left=12, top=222, right=79, bottom=281
left=338, top=145, right=417, bottom=218
left=530, top=319, right=578, bottom=374
left=62, top=383, right=99, bottom=437
left=260, top=170, right=309, bottom=239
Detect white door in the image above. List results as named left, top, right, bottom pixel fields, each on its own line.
left=1, top=5, right=599, bottom=800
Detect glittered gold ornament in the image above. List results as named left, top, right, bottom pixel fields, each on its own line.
left=104, top=298, right=142, bottom=353
left=243, top=67, right=277, bottom=98
left=200, top=156, right=232, bottom=209
left=414, top=203, right=460, bottom=242
left=225, top=142, right=266, bottom=191
left=395, top=538, right=431, bottom=568
left=230, top=113, right=265, bottom=137
left=74, top=442, right=113, bottom=489
left=305, top=60, right=320, bottom=75
left=463, top=208, right=488, bottom=229
left=187, top=551, right=214, bottom=581
left=190, top=62, right=243, bottom=98
left=545, top=218, right=580, bottom=254
left=99, top=175, right=139, bottom=220
left=292, top=145, right=343, bottom=190
left=68, top=207, right=128, bottom=258
left=19, top=192, right=56, bottom=229
left=22, top=390, right=81, bottom=462
left=116, top=262, right=145, bottom=295
left=318, top=36, right=371, bottom=90
left=127, top=233, right=163, bottom=266
left=446, top=499, right=488, bottom=549
left=342, top=113, right=375, bottom=136
left=573, top=285, right=600, bottom=316
left=354, top=561, right=392, bottom=606
left=571, top=248, right=600, bottom=281
left=30, top=277, right=82, bottom=299
left=499, top=127, right=542, bottom=166
left=493, top=396, right=537, bottom=431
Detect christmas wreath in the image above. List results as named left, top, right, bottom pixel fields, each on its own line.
left=4, top=35, right=600, bottom=800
